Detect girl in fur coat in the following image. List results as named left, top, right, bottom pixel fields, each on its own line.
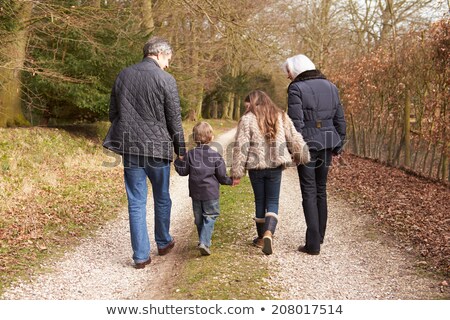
left=231, top=90, right=310, bottom=255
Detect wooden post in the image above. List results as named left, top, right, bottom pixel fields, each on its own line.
left=429, top=144, right=436, bottom=177
left=350, top=112, right=359, bottom=154
left=404, top=88, right=411, bottom=167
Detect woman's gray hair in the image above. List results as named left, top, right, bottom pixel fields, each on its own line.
left=143, top=37, right=173, bottom=58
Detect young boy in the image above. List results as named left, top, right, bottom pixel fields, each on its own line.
left=174, top=122, right=233, bottom=255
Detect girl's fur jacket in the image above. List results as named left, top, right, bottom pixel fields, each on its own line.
left=231, top=112, right=310, bottom=179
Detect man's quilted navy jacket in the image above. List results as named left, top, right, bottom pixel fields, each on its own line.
left=103, top=57, right=186, bottom=161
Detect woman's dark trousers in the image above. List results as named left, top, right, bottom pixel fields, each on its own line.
left=297, top=148, right=332, bottom=253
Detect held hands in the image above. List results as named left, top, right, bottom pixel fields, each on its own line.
left=232, top=178, right=240, bottom=187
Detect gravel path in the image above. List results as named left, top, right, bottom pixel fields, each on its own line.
left=266, top=167, right=446, bottom=299
left=1, top=128, right=445, bottom=299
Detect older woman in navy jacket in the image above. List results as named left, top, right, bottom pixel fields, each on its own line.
left=283, top=54, right=346, bottom=255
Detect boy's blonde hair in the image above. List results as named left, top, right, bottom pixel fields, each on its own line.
left=193, top=121, right=213, bottom=144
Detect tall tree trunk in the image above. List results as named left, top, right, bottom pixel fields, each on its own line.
left=0, top=0, right=33, bottom=127
left=379, top=0, right=394, bottom=42
left=362, top=128, right=367, bottom=157
left=404, top=88, right=411, bottom=167
left=212, top=101, right=218, bottom=118
left=441, top=150, right=448, bottom=181
left=412, top=138, right=420, bottom=170
left=233, top=94, right=241, bottom=121
left=319, top=0, right=332, bottom=67
left=226, top=92, right=235, bottom=120
left=422, top=143, right=430, bottom=175
left=428, top=143, right=436, bottom=177
left=194, top=84, right=204, bottom=120
left=228, top=64, right=238, bottom=120
left=220, top=102, right=227, bottom=119
left=221, top=92, right=231, bottom=119
left=135, top=0, right=155, bottom=37
left=191, top=25, right=204, bottom=120
left=387, top=119, right=398, bottom=164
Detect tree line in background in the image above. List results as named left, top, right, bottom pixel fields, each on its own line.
left=332, top=19, right=449, bottom=181
left=0, top=0, right=448, bottom=181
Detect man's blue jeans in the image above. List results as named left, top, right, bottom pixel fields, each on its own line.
left=123, top=155, right=172, bottom=264
left=192, top=199, right=220, bottom=247
left=248, top=167, right=282, bottom=219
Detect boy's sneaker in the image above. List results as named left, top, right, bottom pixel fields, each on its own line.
left=198, top=243, right=211, bottom=256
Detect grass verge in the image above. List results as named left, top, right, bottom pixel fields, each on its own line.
left=0, top=127, right=125, bottom=295
left=170, top=177, right=277, bottom=300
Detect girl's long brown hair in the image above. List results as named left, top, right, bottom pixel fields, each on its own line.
left=244, top=90, right=283, bottom=141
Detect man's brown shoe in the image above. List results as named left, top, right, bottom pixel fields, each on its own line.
left=134, top=257, right=152, bottom=269
left=158, top=239, right=175, bottom=256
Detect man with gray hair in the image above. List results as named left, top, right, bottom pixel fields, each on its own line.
left=103, top=37, right=186, bottom=269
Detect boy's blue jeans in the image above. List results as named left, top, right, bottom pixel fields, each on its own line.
left=123, top=154, right=173, bottom=264
left=248, top=167, right=282, bottom=219
left=192, top=199, right=220, bottom=247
